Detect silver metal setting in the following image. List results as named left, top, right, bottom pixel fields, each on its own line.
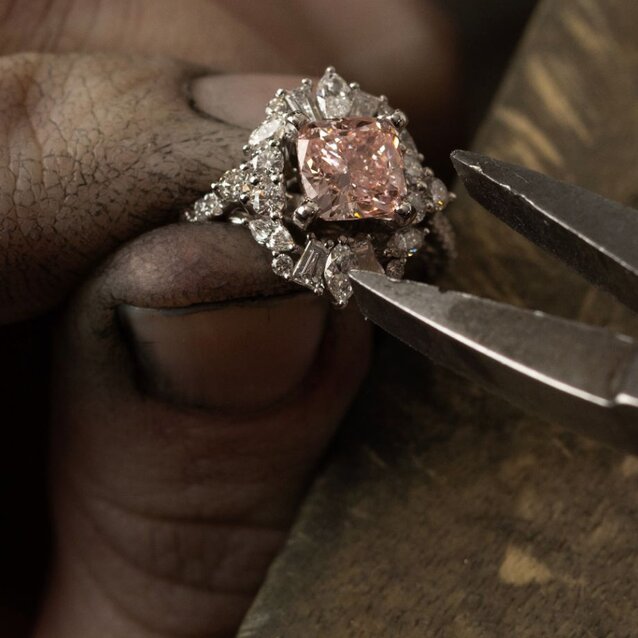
left=184, top=67, right=455, bottom=307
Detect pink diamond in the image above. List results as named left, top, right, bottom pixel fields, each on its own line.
left=297, top=117, right=407, bottom=221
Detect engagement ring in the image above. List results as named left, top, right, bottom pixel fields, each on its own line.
left=185, top=67, right=455, bottom=306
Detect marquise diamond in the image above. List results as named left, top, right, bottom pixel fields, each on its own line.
left=315, top=68, right=353, bottom=118
left=249, top=114, right=288, bottom=146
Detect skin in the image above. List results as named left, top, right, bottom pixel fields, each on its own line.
left=0, top=2, right=458, bottom=636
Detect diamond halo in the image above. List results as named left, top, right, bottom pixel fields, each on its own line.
left=184, top=67, right=455, bottom=307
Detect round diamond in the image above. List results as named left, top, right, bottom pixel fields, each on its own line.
left=387, top=227, right=424, bottom=257
left=266, top=95, right=291, bottom=116
left=400, top=130, right=419, bottom=154
left=188, top=192, right=223, bottom=221
left=407, top=191, right=428, bottom=223
left=325, top=244, right=356, bottom=306
left=251, top=180, right=285, bottom=215
left=430, top=178, right=449, bottom=210
left=218, top=168, right=250, bottom=201
left=251, top=145, right=284, bottom=174
left=272, top=253, right=294, bottom=279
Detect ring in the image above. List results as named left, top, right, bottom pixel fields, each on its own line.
left=185, top=67, right=455, bottom=306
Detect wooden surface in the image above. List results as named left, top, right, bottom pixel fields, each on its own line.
left=239, top=1, right=638, bottom=635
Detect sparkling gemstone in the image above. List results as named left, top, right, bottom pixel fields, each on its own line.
left=386, top=258, right=406, bottom=279
left=406, top=190, right=428, bottom=222
left=326, top=273, right=353, bottom=305
left=351, top=89, right=381, bottom=116
left=297, top=117, right=407, bottom=221
left=266, top=224, right=295, bottom=251
left=387, top=227, right=425, bottom=257
left=286, top=85, right=320, bottom=120
left=430, top=178, right=449, bottom=210
left=251, top=180, right=285, bottom=215
left=352, top=238, right=384, bottom=273
left=266, top=95, right=291, bottom=116
left=400, top=130, right=419, bottom=155
left=315, top=69, right=353, bottom=118
left=325, top=244, right=356, bottom=305
left=292, top=239, right=329, bottom=293
left=251, top=145, right=284, bottom=173
left=228, top=209, right=251, bottom=225
left=188, top=192, right=223, bottom=221
left=404, top=152, right=424, bottom=185
left=218, top=168, right=250, bottom=201
left=272, top=253, right=294, bottom=278
left=248, top=218, right=276, bottom=244
left=249, top=114, right=288, bottom=146
left=376, top=99, right=394, bottom=117
left=325, top=244, right=356, bottom=277
left=247, top=218, right=294, bottom=251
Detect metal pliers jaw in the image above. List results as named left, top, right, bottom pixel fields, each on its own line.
left=350, top=151, right=638, bottom=453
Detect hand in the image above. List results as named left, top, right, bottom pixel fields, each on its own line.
left=0, top=3, right=457, bottom=636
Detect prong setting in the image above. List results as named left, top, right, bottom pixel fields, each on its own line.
left=395, top=201, right=416, bottom=224
left=293, top=201, right=319, bottom=229
left=184, top=66, right=454, bottom=307
left=286, top=113, right=308, bottom=130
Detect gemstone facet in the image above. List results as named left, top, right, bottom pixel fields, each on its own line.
left=297, top=117, right=407, bottom=221
left=315, top=69, right=353, bottom=118
left=430, top=178, right=449, bottom=210
left=387, top=226, right=425, bottom=257
left=187, top=192, right=224, bottom=221
left=352, top=238, right=384, bottom=273
left=251, top=181, right=285, bottom=215
left=292, top=239, right=329, bottom=293
left=286, top=85, right=320, bottom=120
left=324, top=243, right=356, bottom=305
left=249, top=114, right=288, bottom=146
left=272, top=253, right=294, bottom=278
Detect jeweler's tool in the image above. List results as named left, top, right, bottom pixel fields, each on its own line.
left=350, top=151, right=638, bottom=452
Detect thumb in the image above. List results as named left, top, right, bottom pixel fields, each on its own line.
left=37, top=221, right=371, bottom=637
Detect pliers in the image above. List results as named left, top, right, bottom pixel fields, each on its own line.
left=350, top=151, right=638, bottom=453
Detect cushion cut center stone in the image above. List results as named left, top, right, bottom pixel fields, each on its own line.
left=297, top=117, right=407, bottom=221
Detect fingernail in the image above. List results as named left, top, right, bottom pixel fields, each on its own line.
left=119, top=294, right=328, bottom=412
left=191, top=73, right=305, bottom=129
